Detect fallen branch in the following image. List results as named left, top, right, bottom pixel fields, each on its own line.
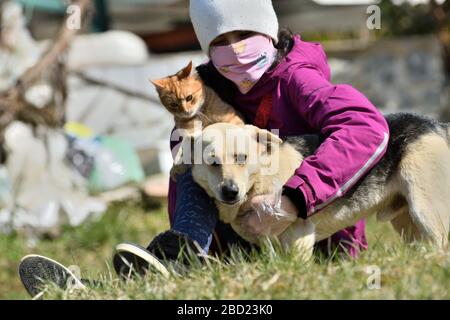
left=0, top=0, right=92, bottom=130
left=73, top=71, right=162, bottom=104
left=18, top=0, right=91, bottom=89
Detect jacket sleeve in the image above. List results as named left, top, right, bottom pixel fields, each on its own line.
left=283, top=67, right=389, bottom=217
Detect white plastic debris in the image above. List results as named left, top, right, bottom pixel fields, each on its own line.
left=0, top=1, right=44, bottom=91
left=24, top=83, right=54, bottom=109
left=0, top=122, right=106, bottom=236
left=0, top=2, right=148, bottom=92
left=67, top=30, right=149, bottom=71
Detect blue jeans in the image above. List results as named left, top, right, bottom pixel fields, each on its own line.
left=171, top=170, right=249, bottom=254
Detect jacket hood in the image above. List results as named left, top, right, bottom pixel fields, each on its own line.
left=270, top=35, right=331, bottom=82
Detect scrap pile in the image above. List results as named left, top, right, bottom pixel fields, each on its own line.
left=0, top=0, right=146, bottom=239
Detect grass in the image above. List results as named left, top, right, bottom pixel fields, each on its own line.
left=0, top=201, right=449, bottom=300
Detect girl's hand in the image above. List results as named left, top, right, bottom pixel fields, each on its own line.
left=241, top=194, right=298, bottom=238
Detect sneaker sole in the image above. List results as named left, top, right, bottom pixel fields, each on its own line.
left=18, top=254, right=86, bottom=298
left=113, top=243, right=170, bottom=278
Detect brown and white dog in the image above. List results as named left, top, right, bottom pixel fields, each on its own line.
left=188, top=113, right=450, bottom=259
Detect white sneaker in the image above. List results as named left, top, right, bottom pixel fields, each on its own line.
left=18, top=254, right=86, bottom=299
left=112, top=242, right=170, bottom=279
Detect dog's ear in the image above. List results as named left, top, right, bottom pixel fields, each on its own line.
left=177, top=133, right=203, bottom=165
left=176, top=61, right=193, bottom=79
left=180, top=134, right=195, bottom=165
left=244, top=125, right=283, bottom=144
left=244, top=125, right=283, bottom=154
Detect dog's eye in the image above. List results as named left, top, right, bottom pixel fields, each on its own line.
left=170, top=102, right=179, bottom=108
left=235, top=154, right=247, bottom=165
left=186, top=95, right=193, bottom=102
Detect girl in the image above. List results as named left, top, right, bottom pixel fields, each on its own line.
left=113, top=0, right=389, bottom=276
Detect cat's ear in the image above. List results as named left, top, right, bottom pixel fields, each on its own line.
left=176, top=61, right=193, bottom=79
left=150, top=78, right=166, bottom=90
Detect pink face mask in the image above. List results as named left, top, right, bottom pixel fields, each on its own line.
left=210, top=34, right=277, bottom=94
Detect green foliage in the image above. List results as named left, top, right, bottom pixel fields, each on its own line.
left=378, top=0, right=437, bottom=36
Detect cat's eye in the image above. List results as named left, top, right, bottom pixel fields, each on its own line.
left=170, top=102, right=179, bottom=108
left=186, top=95, right=193, bottom=102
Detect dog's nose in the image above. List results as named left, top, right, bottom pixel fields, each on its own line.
left=221, top=181, right=239, bottom=202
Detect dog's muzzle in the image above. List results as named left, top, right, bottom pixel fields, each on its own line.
left=220, top=180, right=240, bottom=204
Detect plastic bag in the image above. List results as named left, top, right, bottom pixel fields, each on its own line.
left=88, top=136, right=145, bottom=192
left=250, top=179, right=297, bottom=223
left=64, top=122, right=145, bottom=193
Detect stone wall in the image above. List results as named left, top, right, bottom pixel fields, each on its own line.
left=329, top=36, right=447, bottom=119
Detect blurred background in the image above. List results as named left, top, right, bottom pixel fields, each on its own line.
left=0, top=0, right=449, bottom=264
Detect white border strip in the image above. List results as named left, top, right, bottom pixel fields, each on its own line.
left=311, top=132, right=389, bottom=213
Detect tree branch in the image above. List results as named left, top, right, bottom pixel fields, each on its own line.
left=17, top=0, right=91, bottom=90
left=0, top=0, right=92, bottom=129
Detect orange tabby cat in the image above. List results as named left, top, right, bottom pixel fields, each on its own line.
left=151, top=61, right=244, bottom=134
left=151, top=61, right=245, bottom=178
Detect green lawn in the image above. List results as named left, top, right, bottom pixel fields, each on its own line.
left=1, top=201, right=449, bottom=300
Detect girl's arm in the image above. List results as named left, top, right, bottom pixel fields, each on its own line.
left=283, top=67, right=389, bottom=218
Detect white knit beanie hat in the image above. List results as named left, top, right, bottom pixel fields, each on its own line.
left=189, top=0, right=279, bottom=53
